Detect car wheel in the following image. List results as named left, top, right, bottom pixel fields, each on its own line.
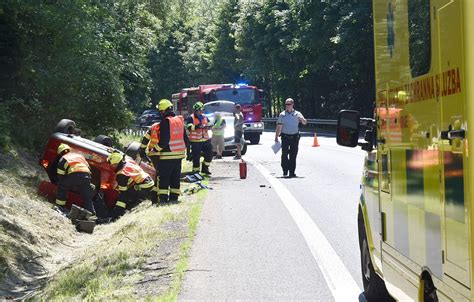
left=125, top=141, right=141, bottom=160
left=94, top=135, right=113, bottom=147
left=241, top=141, right=247, bottom=155
left=54, top=119, right=76, bottom=134
left=249, top=135, right=260, bottom=145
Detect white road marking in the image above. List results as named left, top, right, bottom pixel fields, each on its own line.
left=247, top=158, right=362, bottom=301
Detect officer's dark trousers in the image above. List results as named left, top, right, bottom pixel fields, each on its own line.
left=57, top=172, right=95, bottom=214
left=150, top=155, right=160, bottom=203
left=191, top=141, right=212, bottom=171
left=281, top=134, right=300, bottom=175
left=158, top=159, right=182, bottom=202
left=112, top=186, right=151, bottom=219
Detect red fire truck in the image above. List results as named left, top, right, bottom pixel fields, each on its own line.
left=172, top=83, right=265, bottom=144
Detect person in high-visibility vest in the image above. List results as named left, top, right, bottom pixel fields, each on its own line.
left=187, top=102, right=213, bottom=175
left=211, top=112, right=226, bottom=159
left=107, top=151, right=154, bottom=219
left=54, top=143, right=95, bottom=216
left=154, top=99, right=188, bottom=203
left=139, top=114, right=162, bottom=204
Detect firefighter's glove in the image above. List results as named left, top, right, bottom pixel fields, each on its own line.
left=186, top=152, right=193, bottom=161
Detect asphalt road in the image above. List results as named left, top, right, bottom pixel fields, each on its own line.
left=180, top=131, right=367, bottom=301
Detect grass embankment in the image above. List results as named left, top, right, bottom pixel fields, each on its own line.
left=38, top=189, right=204, bottom=301
left=0, top=148, right=75, bottom=298
left=0, top=137, right=207, bottom=300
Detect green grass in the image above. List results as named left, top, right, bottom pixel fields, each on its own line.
left=39, top=176, right=207, bottom=301
left=156, top=190, right=205, bottom=302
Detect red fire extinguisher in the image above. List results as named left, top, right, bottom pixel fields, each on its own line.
left=239, top=160, right=247, bottom=179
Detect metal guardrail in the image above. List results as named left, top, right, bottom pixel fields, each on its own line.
left=124, top=125, right=149, bottom=137
left=124, top=118, right=337, bottom=137
left=262, top=118, right=337, bottom=126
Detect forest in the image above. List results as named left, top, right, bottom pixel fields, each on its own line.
left=0, top=0, right=375, bottom=150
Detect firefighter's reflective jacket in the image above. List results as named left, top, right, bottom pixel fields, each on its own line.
left=116, top=158, right=154, bottom=192
left=158, top=116, right=186, bottom=159
left=57, top=152, right=90, bottom=176
left=187, top=113, right=210, bottom=142
left=140, top=122, right=161, bottom=156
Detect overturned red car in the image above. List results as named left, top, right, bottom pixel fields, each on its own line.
left=38, top=119, right=155, bottom=217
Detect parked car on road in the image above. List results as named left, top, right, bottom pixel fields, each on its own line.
left=137, top=109, right=161, bottom=127
left=203, top=101, right=247, bottom=156
left=38, top=119, right=155, bottom=218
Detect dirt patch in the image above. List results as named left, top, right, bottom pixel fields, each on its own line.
left=134, top=219, right=188, bottom=297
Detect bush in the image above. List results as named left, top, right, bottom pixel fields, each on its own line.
left=0, top=105, right=10, bottom=150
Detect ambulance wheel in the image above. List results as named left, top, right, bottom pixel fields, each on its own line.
left=420, top=271, right=438, bottom=302
left=125, top=141, right=140, bottom=160
left=55, top=119, right=76, bottom=134
left=358, top=209, right=394, bottom=301
left=94, top=135, right=113, bottom=147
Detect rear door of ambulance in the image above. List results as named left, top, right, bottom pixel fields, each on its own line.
left=436, top=0, right=470, bottom=289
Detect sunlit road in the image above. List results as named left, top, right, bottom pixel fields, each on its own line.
left=180, top=131, right=367, bottom=301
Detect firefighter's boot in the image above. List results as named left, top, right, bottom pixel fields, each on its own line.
left=201, top=163, right=211, bottom=176
left=150, top=190, right=158, bottom=205
left=159, top=194, right=169, bottom=204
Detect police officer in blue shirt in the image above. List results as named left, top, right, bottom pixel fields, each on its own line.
left=274, top=98, right=307, bottom=177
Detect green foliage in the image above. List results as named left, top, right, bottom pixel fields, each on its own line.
left=1, top=0, right=375, bottom=150
left=0, top=106, right=10, bottom=150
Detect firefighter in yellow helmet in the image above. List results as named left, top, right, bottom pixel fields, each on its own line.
left=186, top=101, right=213, bottom=175
left=139, top=99, right=188, bottom=204
left=107, top=151, right=154, bottom=220
left=54, top=143, right=96, bottom=216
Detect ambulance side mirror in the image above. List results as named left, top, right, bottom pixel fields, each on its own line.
left=337, top=110, right=360, bottom=147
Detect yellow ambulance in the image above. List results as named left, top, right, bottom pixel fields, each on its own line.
left=337, top=0, right=473, bottom=300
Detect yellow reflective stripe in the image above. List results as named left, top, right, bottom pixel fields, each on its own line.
left=160, top=155, right=185, bottom=160
left=203, top=161, right=211, bottom=166
left=63, top=162, right=69, bottom=169
left=144, top=133, right=151, bottom=139
left=140, top=144, right=147, bottom=148
left=170, top=188, right=181, bottom=195
left=139, top=181, right=154, bottom=189
left=127, top=178, right=134, bottom=186
left=160, top=151, right=185, bottom=155
left=57, top=169, right=66, bottom=175
left=118, top=185, right=128, bottom=191
left=192, top=167, right=200, bottom=172
left=158, top=189, right=169, bottom=194
left=116, top=201, right=126, bottom=208
left=148, top=150, right=160, bottom=156
left=68, top=166, right=90, bottom=174
left=189, top=138, right=208, bottom=142
left=55, top=199, right=66, bottom=206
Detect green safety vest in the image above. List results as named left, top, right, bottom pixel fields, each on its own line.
left=212, top=118, right=225, bottom=136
